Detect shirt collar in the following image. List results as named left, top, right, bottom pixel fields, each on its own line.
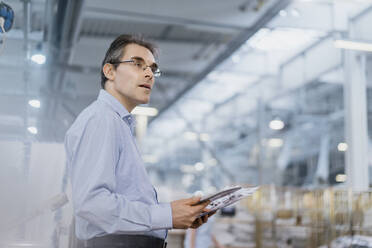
left=98, top=89, right=131, bottom=118
left=97, top=90, right=136, bottom=134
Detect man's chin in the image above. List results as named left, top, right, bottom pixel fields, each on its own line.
left=138, top=97, right=150, bottom=104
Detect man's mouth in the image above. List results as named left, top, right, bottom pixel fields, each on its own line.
left=139, top=84, right=152, bottom=90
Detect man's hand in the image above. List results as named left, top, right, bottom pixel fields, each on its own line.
left=190, top=210, right=217, bottom=229
left=171, top=196, right=211, bottom=229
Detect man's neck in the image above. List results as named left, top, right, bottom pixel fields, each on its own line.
left=104, top=88, right=136, bottom=113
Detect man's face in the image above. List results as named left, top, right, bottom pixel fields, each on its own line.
left=109, top=43, right=156, bottom=110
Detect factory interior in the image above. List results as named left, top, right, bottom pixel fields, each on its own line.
left=1, top=0, right=372, bottom=247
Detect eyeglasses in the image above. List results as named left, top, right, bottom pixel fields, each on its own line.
left=111, top=56, right=161, bottom=77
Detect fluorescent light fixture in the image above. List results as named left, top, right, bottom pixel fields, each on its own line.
left=200, top=133, right=210, bottom=142
left=279, top=10, right=287, bottom=17
left=181, top=164, right=195, bottom=173
left=269, top=119, right=284, bottom=130
left=207, top=158, right=217, bottom=166
left=268, top=138, right=283, bottom=148
left=28, top=99, right=41, bottom=108
left=335, top=174, right=346, bottom=183
left=195, top=162, right=205, bottom=171
left=31, top=53, right=46, bottom=65
left=132, top=106, right=158, bottom=116
left=337, top=142, right=348, bottom=152
left=27, top=126, right=38, bottom=134
left=334, top=39, right=372, bottom=52
left=184, top=131, right=198, bottom=141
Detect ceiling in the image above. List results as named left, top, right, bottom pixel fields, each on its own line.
left=1, top=0, right=372, bottom=192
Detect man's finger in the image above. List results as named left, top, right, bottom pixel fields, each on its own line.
left=187, top=196, right=202, bottom=205
left=207, top=210, right=217, bottom=217
left=191, top=217, right=203, bottom=228
left=202, top=214, right=208, bottom=223
left=192, top=200, right=210, bottom=211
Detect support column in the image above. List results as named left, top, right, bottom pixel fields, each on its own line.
left=343, top=48, right=369, bottom=191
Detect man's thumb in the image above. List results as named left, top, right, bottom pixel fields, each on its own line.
left=188, top=196, right=201, bottom=205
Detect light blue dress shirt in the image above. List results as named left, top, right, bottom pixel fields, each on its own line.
left=65, top=89, right=172, bottom=240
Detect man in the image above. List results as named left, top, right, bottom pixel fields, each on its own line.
left=65, top=34, right=212, bottom=248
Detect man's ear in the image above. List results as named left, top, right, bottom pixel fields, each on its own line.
left=103, top=63, right=115, bottom=81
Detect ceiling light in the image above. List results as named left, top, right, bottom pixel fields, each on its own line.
left=28, top=99, right=40, bottom=108
left=207, top=158, right=217, bottom=166
left=279, top=10, right=287, bottom=17
left=200, top=133, right=210, bottom=142
left=334, top=39, right=372, bottom=52
left=337, top=142, right=348, bottom=152
left=181, top=164, right=195, bottom=173
left=195, top=162, right=205, bottom=171
left=31, top=53, right=46, bottom=65
left=268, top=138, right=283, bottom=148
left=132, top=106, right=158, bottom=116
left=184, top=131, right=198, bottom=141
left=335, top=174, right=346, bottom=183
left=27, top=126, right=38, bottom=134
left=269, top=119, right=284, bottom=130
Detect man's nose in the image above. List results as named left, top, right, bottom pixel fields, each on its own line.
left=144, top=66, right=154, bottom=79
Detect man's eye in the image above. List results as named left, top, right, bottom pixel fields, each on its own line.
left=135, top=63, right=142, bottom=67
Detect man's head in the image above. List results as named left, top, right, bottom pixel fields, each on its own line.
left=101, top=34, right=159, bottom=112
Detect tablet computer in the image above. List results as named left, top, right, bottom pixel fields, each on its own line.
left=192, top=186, right=242, bottom=206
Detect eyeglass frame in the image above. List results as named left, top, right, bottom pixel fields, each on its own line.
left=109, top=56, right=161, bottom=77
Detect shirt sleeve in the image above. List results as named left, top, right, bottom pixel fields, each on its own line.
left=65, top=114, right=173, bottom=235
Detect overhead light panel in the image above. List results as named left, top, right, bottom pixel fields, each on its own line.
left=200, top=133, right=210, bottom=142
left=268, top=138, right=283, bottom=148
left=269, top=118, right=284, bottom=130
left=195, top=162, right=205, bottom=171
left=132, top=106, right=158, bottom=116
left=184, top=131, right=198, bottom=141
left=207, top=158, right=217, bottom=166
left=27, top=126, right=38, bottom=134
left=31, top=53, right=46, bottom=65
left=335, top=174, right=346, bottom=183
left=337, top=142, right=348, bottom=152
left=334, top=39, right=372, bottom=52
left=28, top=99, right=40, bottom=108
left=181, top=164, right=195, bottom=173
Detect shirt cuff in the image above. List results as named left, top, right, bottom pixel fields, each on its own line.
left=150, top=203, right=173, bottom=230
